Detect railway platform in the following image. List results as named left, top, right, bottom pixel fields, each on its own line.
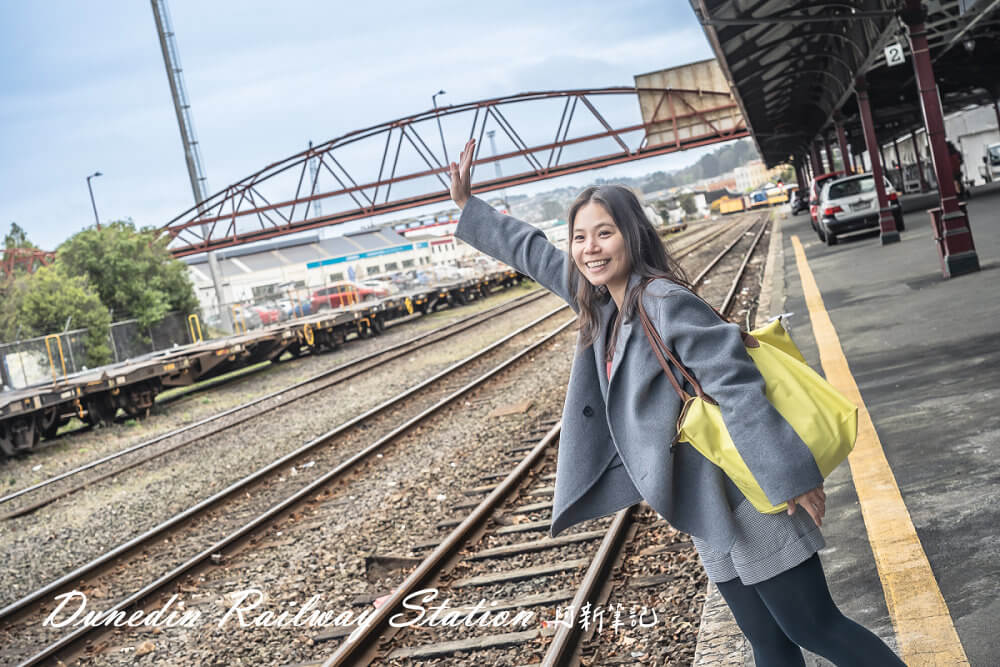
left=695, top=188, right=999, bottom=666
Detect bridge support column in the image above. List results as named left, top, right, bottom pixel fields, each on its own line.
left=902, top=1, right=979, bottom=277
left=855, top=77, right=900, bottom=245
left=795, top=157, right=807, bottom=193
left=811, top=143, right=824, bottom=175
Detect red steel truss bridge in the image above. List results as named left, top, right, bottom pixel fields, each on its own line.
left=1, top=248, right=56, bottom=281
left=161, top=85, right=747, bottom=257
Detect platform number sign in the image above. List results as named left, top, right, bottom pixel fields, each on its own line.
left=885, top=42, right=906, bottom=67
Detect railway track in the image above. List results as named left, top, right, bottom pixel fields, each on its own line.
left=0, top=289, right=552, bottom=518
left=0, top=304, right=579, bottom=666
left=0, top=211, right=771, bottom=666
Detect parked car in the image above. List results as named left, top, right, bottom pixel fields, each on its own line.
left=359, top=278, right=398, bottom=295
left=277, top=299, right=311, bottom=320
left=808, top=171, right=848, bottom=231
left=310, top=281, right=390, bottom=311
left=250, top=304, right=281, bottom=326
left=231, top=307, right=262, bottom=331
left=816, top=173, right=905, bottom=246
left=789, top=187, right=808, bottom=214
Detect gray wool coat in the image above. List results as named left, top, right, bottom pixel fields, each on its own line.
left=456, top=197, right=823, bottom=552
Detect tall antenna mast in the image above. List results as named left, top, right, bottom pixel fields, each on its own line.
left=151, top=0, right=209, bottom=205
left=151, top=0, right=231, bottom=332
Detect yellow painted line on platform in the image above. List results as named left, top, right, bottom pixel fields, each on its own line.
left=791, top=235, right=968, bottom=667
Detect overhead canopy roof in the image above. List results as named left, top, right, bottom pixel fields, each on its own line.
left=691, top=0, right=1000, bottom=165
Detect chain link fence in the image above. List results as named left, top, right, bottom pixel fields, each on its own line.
left=0, top=328, right=89, bottom=390
left=1, top=312, right=202, bottom=391
left=108, top=312, right=195, bottom=362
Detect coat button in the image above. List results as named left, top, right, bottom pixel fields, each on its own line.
left=582, top=406, right=594, bottom=417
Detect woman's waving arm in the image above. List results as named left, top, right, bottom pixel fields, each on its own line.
left=449, top=140, right=576, bottom=308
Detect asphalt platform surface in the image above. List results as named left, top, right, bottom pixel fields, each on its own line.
left=694, top=184, right=999, bottom=666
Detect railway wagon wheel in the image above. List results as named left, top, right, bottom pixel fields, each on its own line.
left=85, top=393, right=117, bottom=426
left=39, top=406, right=65, bottom=439
left=4, top=415, right=40, bottom=454
left=122, top=382, right=157, bottom=420
left=356, top=319, right=375, bottom=339
left=454, top=289, right=469, bottom=305
left=371, top=314, right=386, bottom=334
left=0, top=421, right=15, bottom=456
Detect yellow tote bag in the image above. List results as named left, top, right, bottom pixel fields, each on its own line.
left=638, top=300, right=858, bottom=514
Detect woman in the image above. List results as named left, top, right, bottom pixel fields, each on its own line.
left=449, top=139, right=904, bottom=666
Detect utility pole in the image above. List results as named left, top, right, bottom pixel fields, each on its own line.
left=151, top=0, right=231, bottom=331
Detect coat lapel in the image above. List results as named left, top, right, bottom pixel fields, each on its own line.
left=592, top=295, right=617, bottom=397
left=607, top=272, right=646, bottom=391
left=593, top=273, right=647, bottom=397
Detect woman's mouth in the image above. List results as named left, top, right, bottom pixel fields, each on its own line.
left=585, top=259, right=610, bottom=272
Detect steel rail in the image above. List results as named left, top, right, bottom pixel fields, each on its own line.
left=0, top=303, right=569, bottom=629
left=16, top=313, right=576, bottom=666
left=321, top=422, right=563, bottom=666
left=720, top=215, right=771, bottom=317
left=669, top=214, right=754, bottom=257
left=0, top=288, right=546, bottom=508
left=15, top=315, right=576, bottom=667
left=690, top=214, right=768, bottom=287
left=540, top=507, right=636, bottom=666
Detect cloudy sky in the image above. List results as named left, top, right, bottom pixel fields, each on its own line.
left=1, top=1, right=723, bottom=250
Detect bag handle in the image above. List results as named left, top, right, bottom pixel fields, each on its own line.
left=636, top=283, right=717, bottom=406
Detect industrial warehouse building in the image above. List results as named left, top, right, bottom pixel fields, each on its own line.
left=182, top=214, right=492, bottom=313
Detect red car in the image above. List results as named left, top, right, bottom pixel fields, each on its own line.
left=310, top=281, right=389, bottom=311
left=250, top=304, right=281, bottom=325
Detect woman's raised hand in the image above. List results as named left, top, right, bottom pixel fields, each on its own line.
left=787, top=485, right=826, bottom=527
left=449, top=139, right=475, bottom=209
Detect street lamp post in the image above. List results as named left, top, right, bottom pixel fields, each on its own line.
left=432, top=90, right=449, bottom=167
left=86, top=171, right=103, bottom=230
left=486, top=130, right=510, bottom=211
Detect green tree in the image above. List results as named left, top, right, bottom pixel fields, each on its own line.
left=57, top=220, right=198, bottom=327
left=3, top=222, right=36, bottom=251
left=0, top=275, right=28, bottom=340
left=16, top=265, right=111, bottom=367
left=2, top=222, right=42, bottom=283
left=676, top=193, right=697, bottom=215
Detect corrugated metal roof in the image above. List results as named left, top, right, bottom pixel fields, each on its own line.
left=691, top=0, right=1000, bottom=165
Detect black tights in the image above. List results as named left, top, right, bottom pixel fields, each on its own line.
left=715, top=554, right=905, bottom=666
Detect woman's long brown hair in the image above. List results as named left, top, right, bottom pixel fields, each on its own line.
left=566, top=185, right=690, bottom=347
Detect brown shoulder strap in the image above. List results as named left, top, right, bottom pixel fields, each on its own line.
left=637, top=280, right=717, bottom=405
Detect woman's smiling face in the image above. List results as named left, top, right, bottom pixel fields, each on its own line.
left=571, top=201, right=630, bottom=294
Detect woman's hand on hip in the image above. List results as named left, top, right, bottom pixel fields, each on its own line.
left=449, top=139, right=475, bottom=209
left=787, top=485, right=826, bottom=526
